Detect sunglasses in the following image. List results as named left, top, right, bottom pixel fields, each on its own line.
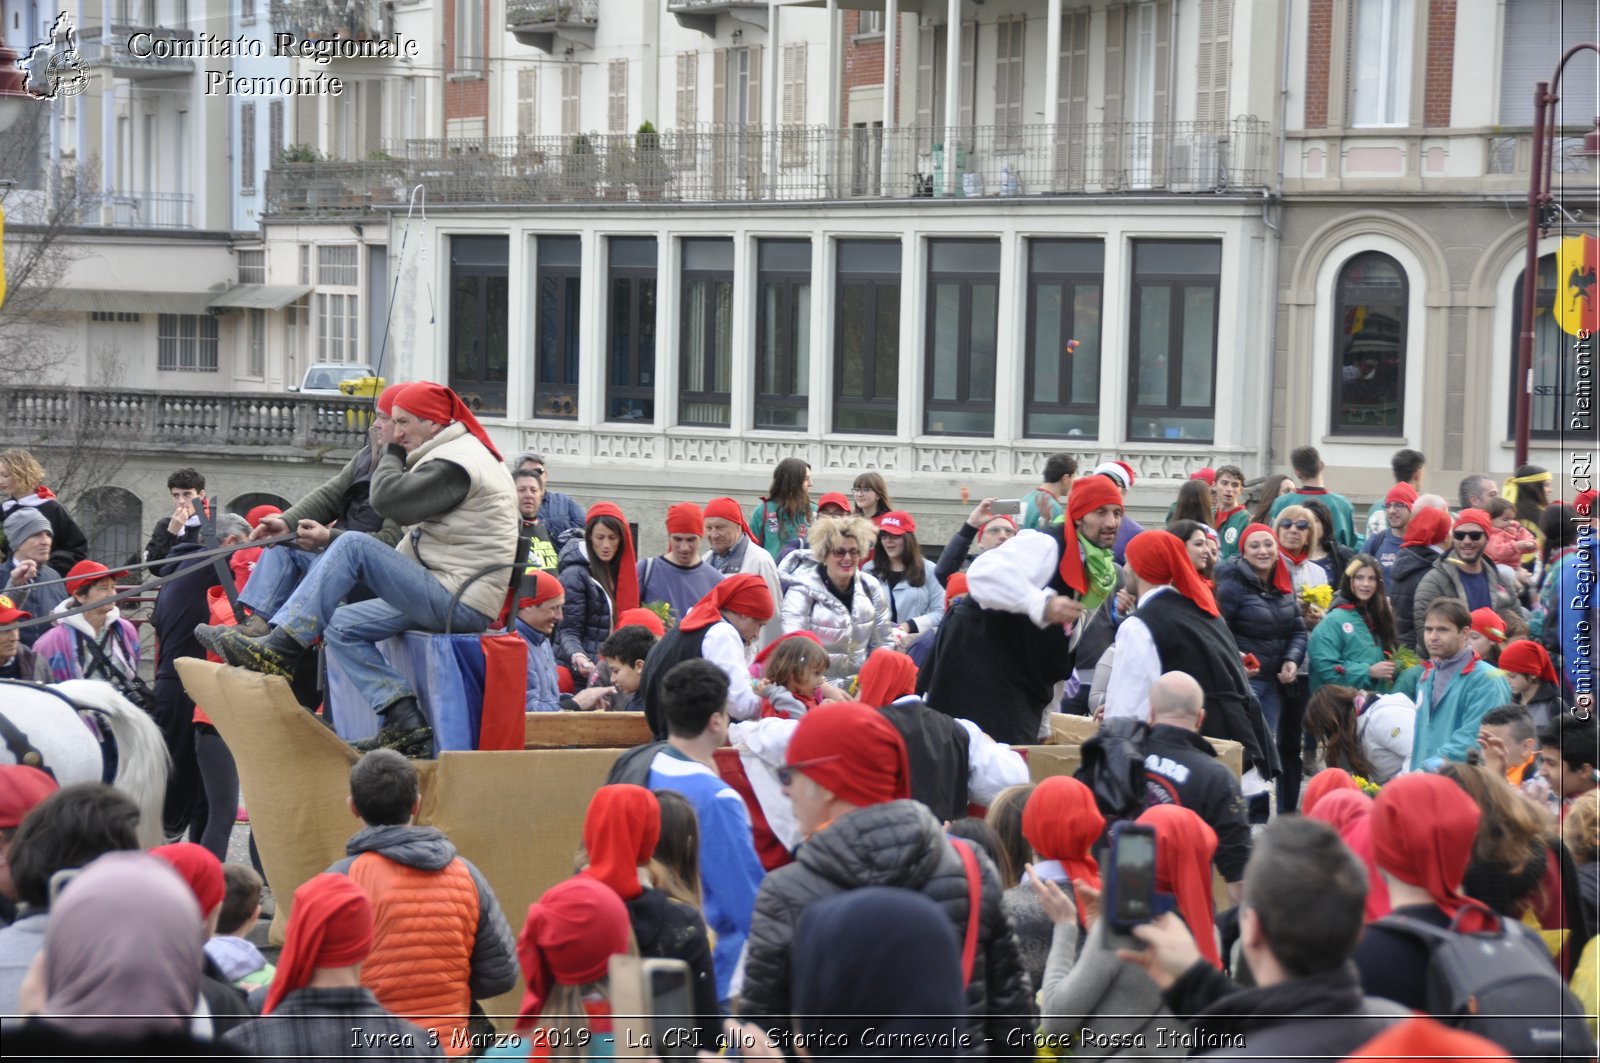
left=1277, top=519, right=1310, bottom=531
left=829, top=548, right=862, bottom=559
left=777, top=754, right=843, bottom=787
left=1452, top=530, right=1485, bottom=541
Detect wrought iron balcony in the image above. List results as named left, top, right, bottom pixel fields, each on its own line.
left=269, top=0, right=390, bottom=43
left=76, top=24, right=195, bottom=80
left=506, top=0, right=598, bottom=51
left=264, top=162, right=409, bottom=217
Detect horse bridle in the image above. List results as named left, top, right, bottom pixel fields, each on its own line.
left=0, top=679, right=57, bottom=780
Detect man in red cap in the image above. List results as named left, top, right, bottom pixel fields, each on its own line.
left=1412, top=508, right=1523, bottom=635
left=638, top=502, right=724, bottom=626
left=702, top=496, right=783, bottom=648
left=639, top=573, right=775, bottom=738
left=1361, top=482, right=1418, bottom=578
left=1106, top=529, right=1277, bottom=781
left=205, top=384, right=407, bottom=644
left=738, top=702, right=1036, bottom=1043
left=513, top=569, right=611, bottom=712
left=224, top=873, right=437, bottom=1059
left=208, top=381, right=518, bottom=758
left=919, top=473, right=1125, bottom=745
left=0, top=595, right=36, bottom=681
left=0, top=766, right=56, bottom=926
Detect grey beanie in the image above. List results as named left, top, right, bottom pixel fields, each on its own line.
left=3, top=508, right=51, bottom=548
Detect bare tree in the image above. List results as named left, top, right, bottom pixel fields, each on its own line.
left=0, top=104, right=100, bottom=388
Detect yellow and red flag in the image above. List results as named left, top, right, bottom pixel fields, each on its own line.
left=1554, top=233, right=1598, bottom=337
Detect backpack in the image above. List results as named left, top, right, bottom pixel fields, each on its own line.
left=1375, top=909, right=1596, bottom=1063
left=1074, top=716, right=1150, bottom=822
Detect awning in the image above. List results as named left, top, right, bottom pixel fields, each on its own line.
left=209, top=284, right=314, bottom=310
left=33, top=288, right=219, bottom=315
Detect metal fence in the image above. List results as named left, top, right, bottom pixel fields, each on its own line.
left=263, top=119, right=1273, bottom=216
left=506, top=0, right=599, bottom=25
left=3, top=387, right=371, bottom=453
left=82, top=192, right=194, bottom=228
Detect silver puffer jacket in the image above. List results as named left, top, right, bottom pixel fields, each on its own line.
left=779, top=560, right=891, bottom=678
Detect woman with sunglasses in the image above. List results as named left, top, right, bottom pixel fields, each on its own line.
left=1307, top=555, right=1399, bottom=694
left=780, top=515, right=892, bottom=680
left=1271, top=505, right=1324, bottom=605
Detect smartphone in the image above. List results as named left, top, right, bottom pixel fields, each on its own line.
left=1102, top=822, right=1157, bottom=951
left=991, top=498, right=1023, bottom=516
left=610, top=955, right=696, bottom=1058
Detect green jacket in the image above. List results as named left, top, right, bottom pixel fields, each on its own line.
left=1307, top=601, right=1393, bottom=693
left=281, top=448, right=403, bottom=548
left=1409, top=657, right=1512, bottom=769
left=1216, top=506, right=1252, bottom=560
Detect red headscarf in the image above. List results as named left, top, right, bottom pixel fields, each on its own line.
left=1240, top=523, right=1294, bottom=594
left=264, top=874, right=374, bottom=1015
left=585, top=503, right=640, bottom=618
left=1191, top=468, right=1216, bottom=485
left=944, top=572, right=969, bottom=608
left=245, top=504, right=282, bottom=528
left=857, top=648, right=919, bottom=708
left=1403, top=507, right=1451, bottom=547
left=1344, top=1015, right=1516, bottom=1062
left=1136, top=804, right=1221, bottom=967
left=1058, top=476, right=1124, bottom=595
left=679, top=573, right=774, bottom=633
left=580, top=784, right=660, bottom=902
left=666, top=502, right=704, bottom=537
left=704, top=497, right=756, bottom=544
left=1021, top=776, right=1104, bottom=891
left=786, top=702, right=911, bottom=809
left=1302, top=767, right=1360, bottom=815
left=0, top=765, right=57, bottom=829
left=1385, top=482, right=1418, bottom=508
left=1305, top=789, right=1390, bottom=921
left=1453, top=508, right=1492, bottom=534
left=1498, top=639, right=1559, bottom=683
left=515, top=876, right=631, bottom=1030
left=1371, top=773, right=1496, bottom=933
left=614, top=607, right=666, bottom=638
left=391, top=381, right=502, bottom=462
left=1470, top=607, right=1506, bottom=645
left=376, top=382, right=407, bottom=416
left=150, top=842, right=226, bottom=917
left=754, top=629, right=824, bottom=668
left=517, top=570, right=565, bottom=610
left=1125, top=529, right=1219, bottom=617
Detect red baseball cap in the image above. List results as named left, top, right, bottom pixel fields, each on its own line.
left=0, top=594, right=31, bottom=627
left=817, top=492, right=851, bottom=513
left=877, top=511, right=916, bottom=536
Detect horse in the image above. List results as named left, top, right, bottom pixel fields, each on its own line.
left=0, top=679, right=169, bottom=849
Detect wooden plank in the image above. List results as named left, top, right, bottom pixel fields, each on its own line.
left=524, top=711, right=654, bottom=750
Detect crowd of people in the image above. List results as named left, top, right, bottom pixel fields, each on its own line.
left=0, top=396, right=1597, bottom=1059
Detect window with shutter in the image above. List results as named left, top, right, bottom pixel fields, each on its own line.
left=958, top=20, right=976, bottom=149
left=676, top=53, right=698, bottom=130
left=1498, top=0, right=1598, bottom=125
left=609, top=59, right=628, bottom=133
left=269, top=100, right=284, bottom=166
left=915, top=25, right=937, bottom=152
left=295, top=95, right=317, bottom=154
left=745, top=45, right=764, bottom=194
left=518, top=69, right=537, bottom=139
left=1056, top=10, right=1091, bottom=189
left=995, top=16, right=1024, bottom=148
left=782, top=44, right=807, bottom=166
left=562, top=65, right=581, bottom=135
left=364, top=81, right=383, bottom=156
left=240, top=103, right=256, bottom=193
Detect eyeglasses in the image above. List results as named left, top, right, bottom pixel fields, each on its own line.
left=829, top=548, right=862, bottom=559
left=1277, top=520, right=1310, bottom=531
left=851, top=487, right=875, bottom=495
left=777, top=754, right=843, bottom=788
left=1385, top=502, right=1410, bottom=511
left=1452, top=530, right=1485, bottom=542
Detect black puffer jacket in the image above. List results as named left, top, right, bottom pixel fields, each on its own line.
left=1388, top=545, right=1437, bottom=650
left=555, top=537, right=613, bottom=667
left=627, top=886, right=721, bottom=1051
left=738, top=799, right=1037, bottom=1047
left=1214, top=558, right=1308, bottom=675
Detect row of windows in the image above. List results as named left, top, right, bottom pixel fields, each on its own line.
left=447, top=234, right=1225, bottom=442
left=447, top=236, right=1583, bottom=443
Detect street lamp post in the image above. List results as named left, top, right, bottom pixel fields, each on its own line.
left=1513, top=42, right=1600, bottom=469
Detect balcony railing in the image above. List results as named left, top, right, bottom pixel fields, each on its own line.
left=77, top=24, right=195, bottom=79
left=3, top=387, right=371, bottom=454
left=83, top=192, right=194, bottom=228
left=269, top=0, right=389, bottom=41
left=263, top=119, right=1272, bottom=215
left=507, top=0, right=599, bottom=26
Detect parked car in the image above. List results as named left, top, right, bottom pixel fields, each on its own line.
left=291, top=362, right=378, bottom=395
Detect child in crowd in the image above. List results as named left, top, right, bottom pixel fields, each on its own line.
left=1485, top=497, right=1537, bottom=583
left=754, top=634, right=830, bottom=720
left=596, top=623, right=657, bottom=713
left=202, top=864, right=275, bottom=995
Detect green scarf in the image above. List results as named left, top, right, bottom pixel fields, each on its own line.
left=1077, top=533, right=1117, bottom=613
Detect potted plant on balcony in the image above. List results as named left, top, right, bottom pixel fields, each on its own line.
left=564, top=133, right=597, bottom=199
left=634, top=120, right=666, bottom=201
left=602, top=132, right=632, bottom=201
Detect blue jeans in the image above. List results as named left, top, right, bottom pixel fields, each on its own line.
left=269, top=533, right=489, bottom=712
left=238, top=544, right=317, bottom=618
left=1250, top=677, right=1282, bottom=735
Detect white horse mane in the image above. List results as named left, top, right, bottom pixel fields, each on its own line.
left=52, top=680, right=171, bottom=850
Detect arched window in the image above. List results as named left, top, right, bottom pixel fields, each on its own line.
left=1507, top=253, right=1582, bottom=440
left=229, top=492, right=293, bottom=518
left=77, top=487, right=143, bottom=567
left=1331, top=252, right=1408, bottom=435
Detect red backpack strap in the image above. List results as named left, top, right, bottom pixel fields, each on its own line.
left=952, top=838, right=982, bottom=988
